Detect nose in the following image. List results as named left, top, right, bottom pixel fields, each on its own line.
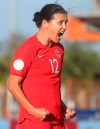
left=62, top=22, right=67, bottom=30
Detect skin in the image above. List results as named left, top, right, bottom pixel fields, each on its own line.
left=36, top=13, right=68, bottom=46
left=7, top=13, right=76, bottom=121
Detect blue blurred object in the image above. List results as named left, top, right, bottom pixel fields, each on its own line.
left=78, top=121, right=100, bottom=129
left=75, top=109, right=100, bottom=120
left=0, top=118, right=9, bottom=129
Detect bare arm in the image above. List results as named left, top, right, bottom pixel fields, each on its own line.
left=7, top=74, right=50, bottom=120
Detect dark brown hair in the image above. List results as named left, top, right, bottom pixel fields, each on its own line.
left=33, top=4, right=67, bottom=28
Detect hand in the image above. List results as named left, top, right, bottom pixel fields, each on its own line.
left=65, top=108, right=76, bottom=120
left=32, top=108, right=50, bottom=121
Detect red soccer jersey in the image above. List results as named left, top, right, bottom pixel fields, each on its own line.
left=10, top=34, right=64, bottom=124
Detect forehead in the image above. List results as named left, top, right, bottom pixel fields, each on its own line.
left=52, top=13, right=68, bottom=20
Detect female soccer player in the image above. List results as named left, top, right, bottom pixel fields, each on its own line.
left=7, top=4, right=76, bottom=129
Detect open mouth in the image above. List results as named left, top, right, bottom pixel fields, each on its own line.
left=58, top=32, right=64, bottom=39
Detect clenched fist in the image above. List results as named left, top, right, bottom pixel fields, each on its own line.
left=33, top=108, right=50, bottom=121
left=65, top=108, right=76, bottom=119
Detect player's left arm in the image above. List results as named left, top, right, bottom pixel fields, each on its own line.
left=61, top=100, right=76, bottom=119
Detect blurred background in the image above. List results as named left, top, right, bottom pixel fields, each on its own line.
left=0, top=0, right=100, bottom=129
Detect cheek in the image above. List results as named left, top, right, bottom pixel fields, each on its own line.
left=49, top=27, right=58, bottom=37
left=49, top=30, right=58, bottom=40
left=48, top=23, right=59, bottom=34
left=48, top=24, right=60, bottom=41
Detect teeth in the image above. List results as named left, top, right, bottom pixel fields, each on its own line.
left=58, top=32, right=64, bottom=36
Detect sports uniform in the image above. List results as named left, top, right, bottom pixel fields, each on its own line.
left=10, top=34, right=65, bottom=129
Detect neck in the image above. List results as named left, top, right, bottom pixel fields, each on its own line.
left=36, top=29, right=51, bottom=47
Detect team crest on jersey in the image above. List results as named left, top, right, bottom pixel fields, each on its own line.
left=55, top=49, right=62, bottom=58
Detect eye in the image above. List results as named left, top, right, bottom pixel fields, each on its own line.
left=58, top=20, right=68, bottom=26
left=58, top=21, right=63, bottom=25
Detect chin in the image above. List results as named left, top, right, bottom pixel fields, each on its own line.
left=54, top=41, right=59, bottom=43
left=55, top=39, right=61, bottom=43
left=51, top=38, right=61, bottom=43
left=57, top=39, right=61, bottom=43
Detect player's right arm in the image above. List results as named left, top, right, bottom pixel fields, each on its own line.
left=7, top=74, right=50, bottom=121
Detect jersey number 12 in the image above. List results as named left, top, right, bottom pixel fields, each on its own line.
left=49, top=59, right=59, bottom=73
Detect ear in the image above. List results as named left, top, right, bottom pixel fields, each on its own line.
left=42, top=19, right=48, bottom=29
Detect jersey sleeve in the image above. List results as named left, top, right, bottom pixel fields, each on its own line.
left=10, top=43, right=33, bottom=77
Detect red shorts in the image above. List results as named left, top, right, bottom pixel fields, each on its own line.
left=17, top=119, right=65, bottom=129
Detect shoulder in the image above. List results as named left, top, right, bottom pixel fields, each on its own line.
left=15, top=35, right=37, bottom=53
left=19, top=35, right=36, bottom=49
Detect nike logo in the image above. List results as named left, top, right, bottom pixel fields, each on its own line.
left=39, top=55, right=44, bottom=58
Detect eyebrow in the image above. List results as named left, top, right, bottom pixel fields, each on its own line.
left=60, top=19, right=68, bottom=22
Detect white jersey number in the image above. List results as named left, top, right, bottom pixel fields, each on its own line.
left=49, top=59, right=59, bottom=73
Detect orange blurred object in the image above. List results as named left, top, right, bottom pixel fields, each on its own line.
left=64, top=16, right=100, bottom=42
